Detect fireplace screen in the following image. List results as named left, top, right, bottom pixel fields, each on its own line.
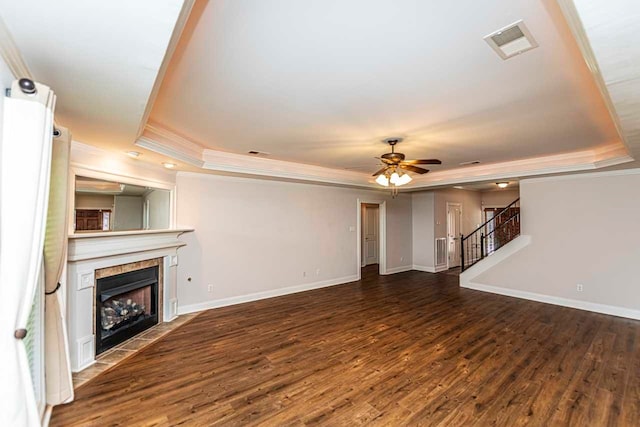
left=95, top=266, right=159, bottom=355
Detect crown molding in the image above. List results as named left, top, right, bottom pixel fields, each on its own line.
left=404, top=142, right=633, bottom=189
left=135, top=122, right=633, bottom=189
left=0, top=16, right=32, bottom=79
left=556, top=0, right=631, bottom=155
left=201, top=149, right=376, bottom=188
left=135, top=0, right=196, bottom=139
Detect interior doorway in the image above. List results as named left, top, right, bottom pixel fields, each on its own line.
left=361, top=203, right=380, bottom=267
left=357, top=199, right=386, bottom=279
left=446, top=202, right=462, bottom=268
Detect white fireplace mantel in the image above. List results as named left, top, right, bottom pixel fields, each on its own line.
left=68, top=228, right=193, bottom=261
left=66, top=228, right=193, bottom=372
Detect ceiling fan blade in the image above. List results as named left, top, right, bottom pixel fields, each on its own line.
left=372, top=166, right=390, bottom=177
left=376, top=157, right=395, bottom=165
left=400, top=164, right=429, bottom=174
left=401, top=159, right=442, bottom=165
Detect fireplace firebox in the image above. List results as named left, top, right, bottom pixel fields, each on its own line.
left=95, top=266, right=159, bottom=355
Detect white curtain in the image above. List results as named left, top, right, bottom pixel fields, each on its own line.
left=0, top=80, right=56, bottom=426
left=44, top=127, right=74, bottom=406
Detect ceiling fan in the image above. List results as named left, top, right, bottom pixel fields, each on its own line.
left=373, top=138, right=441, bottom=190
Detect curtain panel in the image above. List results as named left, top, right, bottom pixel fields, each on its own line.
left=44, top=126, right=74, bottom=406
left=0, top=79, right=56, bottom=426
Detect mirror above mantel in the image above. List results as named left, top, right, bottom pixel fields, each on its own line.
left=74, top=176, right=171, bottom=233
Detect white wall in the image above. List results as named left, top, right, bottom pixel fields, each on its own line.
left=473, top=171, right=640, bottom=315
left=175, top=173, right=412, bottom=311
left=412, top=192, right=435, bottom=269
left=481, top=189, right=519, bottom=208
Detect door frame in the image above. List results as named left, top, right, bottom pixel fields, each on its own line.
left=356, top=199, right=387, bottom=279
left=361, top=203, right=380, bottom=267
left=446, top=202, right=462, bottom=269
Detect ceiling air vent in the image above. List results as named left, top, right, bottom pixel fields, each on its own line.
left=484, top=20, right=538, bottom=60
left=247, top=150, right=270, bottom=157
left=459, top=160, right=481, bottom=166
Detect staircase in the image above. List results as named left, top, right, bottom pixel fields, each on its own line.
left=461, top=198, right=520, bottom=272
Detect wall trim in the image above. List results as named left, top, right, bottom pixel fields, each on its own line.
left=412, top=264, right=447, bottom=273
left=384, top=265, right=413, bottom=275
left=136, top=135, right=205, bottom=168
left=522, top=167, right=640, bottom=184
left=0, top=16, right=33, bottom=79
left=462, top=281, right=640, bottom=321
left=177, top=274, right=359, bottom=315
left=407, top=145, right=632, bottom=190
left=133, top=124, right=633, bottom=190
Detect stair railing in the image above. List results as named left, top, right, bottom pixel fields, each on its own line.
left=460, top=198, right=520, bottom=272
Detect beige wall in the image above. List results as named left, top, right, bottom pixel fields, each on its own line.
left=411, top=188, right=482, bottom=269
left=175, top=173, right=412, bottom=310
left=113, top=195, right=143, bottom=231
left=143, top=189, right=171, bottom=229
left=74, top=193, right=114, bottom=210
left=481, top=189, right=519, bottom=207
left=434, top=189, right=482, bottom=239
left=475, top=171, right=640, bottom=312
left=412, top=192, right=435, bottom=269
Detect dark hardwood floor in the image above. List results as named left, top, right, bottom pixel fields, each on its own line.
left=51, top=266, right=640, bottom=426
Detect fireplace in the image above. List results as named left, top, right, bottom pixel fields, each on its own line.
left=95, top=266, right=159, bottom=355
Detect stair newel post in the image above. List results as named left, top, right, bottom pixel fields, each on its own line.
left=480, top=233, right=485, bottom=260
left=460, top=233, right=465, bottom=271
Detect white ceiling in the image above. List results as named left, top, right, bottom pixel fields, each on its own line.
left=151, top=0, right=621, bottom=173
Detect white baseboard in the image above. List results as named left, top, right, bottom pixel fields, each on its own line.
left=412, top=264, right=447, bottom=273
left=463, top=281, right=640, bottom=320
left=412, top=264, right=435, bottom=273
left=384, top=265, right=413, bottom=275
left=177, top=274, right=359, bottom=315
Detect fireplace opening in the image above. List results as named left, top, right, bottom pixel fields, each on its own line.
left=95, top=266, right=159, bottom=355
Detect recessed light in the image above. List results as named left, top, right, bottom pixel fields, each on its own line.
left=162, top=162, right=177, bottom=169
left=126, top=151, right=141, bottom=158
left=496, top=182, right=509, bottom=188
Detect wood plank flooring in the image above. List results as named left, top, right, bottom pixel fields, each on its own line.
left=51, top=266, right=640, bottom=426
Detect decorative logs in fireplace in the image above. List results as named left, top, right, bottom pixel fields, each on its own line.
left=95, top=265, right=159, bottom=354
left=101, top=298, right=146, bottom=331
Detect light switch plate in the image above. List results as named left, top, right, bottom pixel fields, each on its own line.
left=349, top=226, right=356, bottom=232
left=169, top=255, right=178, bottom=267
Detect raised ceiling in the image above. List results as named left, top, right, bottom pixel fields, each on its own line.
left=2, top=0, right=635, bottom=189
left=150, top=0, right=623, bottom=176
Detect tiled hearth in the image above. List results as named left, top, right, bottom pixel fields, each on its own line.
left=72, top=312, right=199, bottom=388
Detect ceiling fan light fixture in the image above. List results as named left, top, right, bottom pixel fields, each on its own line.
left=389, top=171, right=400, bottom=185
left=397, top=173, right=412, bottom=186
left=375, top=174, right=389, bottom=187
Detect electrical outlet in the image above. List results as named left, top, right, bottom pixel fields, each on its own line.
left=303, top=271, right=306, bottom=277
left=576, top=284, right=583, bottom=292
left=316, top=269, right=320, bottom=276
left=207, top=284, right=213, bottom=292
left=400, top=256, right=404, bottom=263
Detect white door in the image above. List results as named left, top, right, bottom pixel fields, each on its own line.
left=447, top=203, right=462, bottom=268
left=363, top=204, right=379, bottom=266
